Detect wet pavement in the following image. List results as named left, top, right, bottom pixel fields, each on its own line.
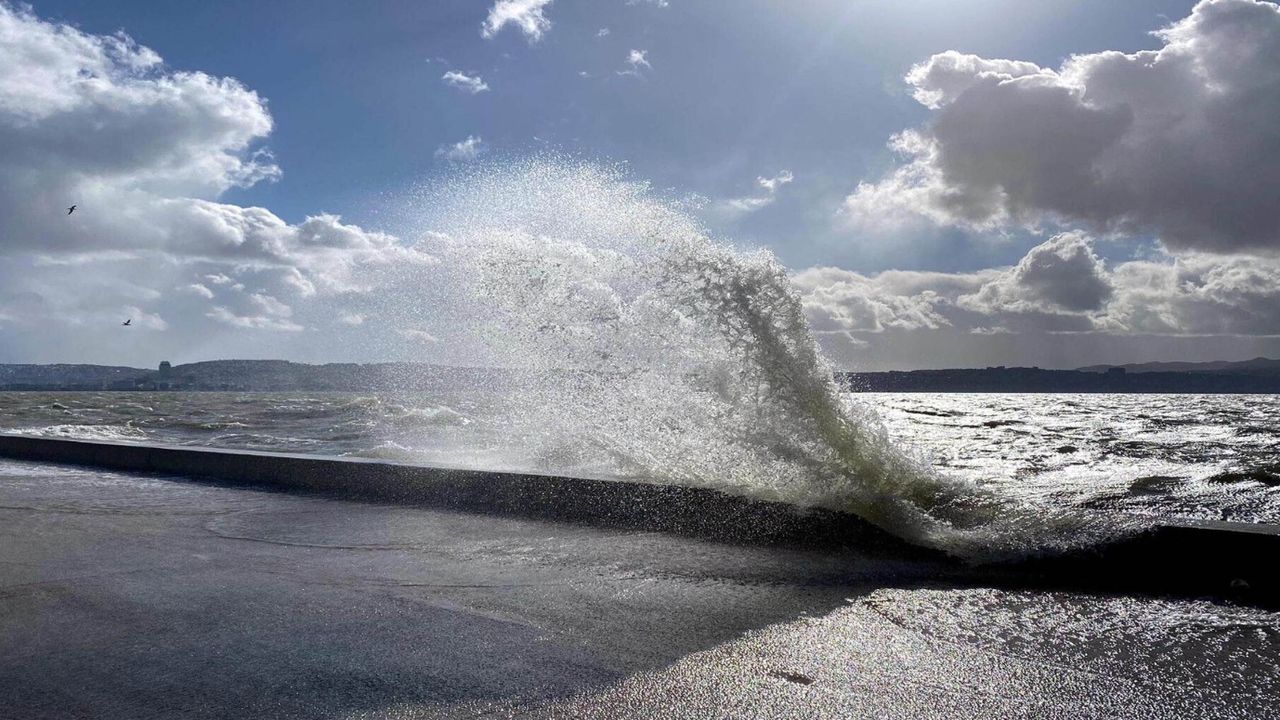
left=1, top=459, right=1277, bottom=719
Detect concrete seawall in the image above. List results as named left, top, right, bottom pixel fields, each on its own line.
left=0, top=433, right=898, bottom=550
left=1, top=433, right=1277, bottom=606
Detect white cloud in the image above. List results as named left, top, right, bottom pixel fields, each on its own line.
left=280, top=266, right=316, bottom=297
left=796, top=232, right=1280, bottom=340
left=793, top=265, right=989, bottom=336
left=30, top=250, right=139, bottom=266
left=0, top=4, right=434, bottom=357
left=626, top=0, right=670, bottom=6
left=627, top=49, right=650, bottom=69
left=0, top=5, right=277, bottom=206
left=1101, top=253, right=1280, bottom=335
left=617, top=49, right=651, bottom=78
left=960, top=232, right=1113, bottom=315
left=397, top=328, right=441, bottom=343
left=846, top=0, right=1280, bottom=255
left=338, top=312, right=365, bottom=326
left=206, top=306, right=303, bottom=332
left=597, top=28, right=611, bottom=38
left=441, top=70, right=489, bottom=94
left=756, top=170, right=794, bottom=193
left=794, top=234, right=1112, bottom=340
left=122, top=306, right=168, bottom=331
left=435, top=135, right=487, bottom=162
left=179, top=283, right=215, bottom=299
left=725, top=197, right=773, bottom=213
left=725, top=170, right=794, bottom=213
left=248, top=293, right=292, bottom=318
left=481, top=0, right=553, bottom=42
left=204, top=290, right=302, bottom=331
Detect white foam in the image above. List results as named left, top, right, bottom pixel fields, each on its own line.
left=389, top=157, right=1138, bottom=560
left=17, top=424, right=149, bottom=443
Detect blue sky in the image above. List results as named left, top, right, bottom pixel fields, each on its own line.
left=5, top=0, right=1280, bottom=369
left=27, top=0, right=1192, bottom=270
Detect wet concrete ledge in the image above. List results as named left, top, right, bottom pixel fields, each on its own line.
left=0, top=433, right=904, bottom=552
left=1, top=433, right=1277, bottom=606
left=998, top=516, right=1280, bottom=608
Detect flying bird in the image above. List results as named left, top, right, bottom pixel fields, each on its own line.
left=66, top=205, right=76, bottom=215
left=121, top=318, right=132, bottom=326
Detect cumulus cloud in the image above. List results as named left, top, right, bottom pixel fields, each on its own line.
left=435, top=135, right=487, bottom=162
left=0, top=6, right=276, bottom=225
left=0, top=4, right=434, bottom=359
left=1102, top=254, right=1280, bottom=335
left=796, top=232, right=1280, bottom=340
left=961, top=232, right=1113, bottom=314
left=441, top=70, right=489, bottom=94
left=846, top=0, right=1280, bottom=255
left=793, top=265, right=990, bottom=337
left=481, top=0, right=553, bottom=42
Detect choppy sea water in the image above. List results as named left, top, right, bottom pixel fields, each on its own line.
left=2, top=390, right=1278, bottom=528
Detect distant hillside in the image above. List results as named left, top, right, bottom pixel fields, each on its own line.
left=1077, top=357, right=1280, bottom=375
left=6, top=358, right=1280, bottom=393
left=0, top=360, right=505, bottom=391
left=842, top=364, right=1280, bottom=393
left=0, top=364, right=152, bottom=389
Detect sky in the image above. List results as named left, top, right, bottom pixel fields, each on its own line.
left=3, top=0, right=1280, bottom=370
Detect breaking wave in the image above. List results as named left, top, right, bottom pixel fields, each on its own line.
left=17, top=424, right=149, bottom=443
left=396, top=157, right=1137, bottom=560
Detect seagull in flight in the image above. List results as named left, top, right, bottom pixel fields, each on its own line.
left=121, top=318, right=132, bottom=327
left=66, top=205, right=77, bottom=215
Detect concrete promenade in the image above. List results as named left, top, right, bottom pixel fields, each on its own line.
left=1, top=439, right=1278, bottom=717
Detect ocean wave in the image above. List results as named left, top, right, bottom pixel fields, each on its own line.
left=17, top=424, right=149, bottom=442
left=407, top=157, right=1134, bottom=561
left=384, top=404, right=472, bottom=428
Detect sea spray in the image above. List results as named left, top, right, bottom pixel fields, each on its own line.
left=398, top=157, right=1138, bottom=560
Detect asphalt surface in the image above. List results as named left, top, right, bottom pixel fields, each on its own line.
left=1, top=458, right=1277, bottom=719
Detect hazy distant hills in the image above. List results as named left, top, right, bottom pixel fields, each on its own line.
left=0, top=364, right=152, bottom=388
left=0, top=360, right=503, bottom=391
left=3, top=357, right=1280, bottom=393
left=843, top=357, right=1280, bottom=393
left=1076, top=357, right=1280, bottom=375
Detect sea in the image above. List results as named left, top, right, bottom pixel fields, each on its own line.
left=3, top=390, right=1277, bottom=538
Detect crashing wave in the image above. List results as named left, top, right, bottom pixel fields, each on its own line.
left=389, top=156, right=1136, bottom=560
